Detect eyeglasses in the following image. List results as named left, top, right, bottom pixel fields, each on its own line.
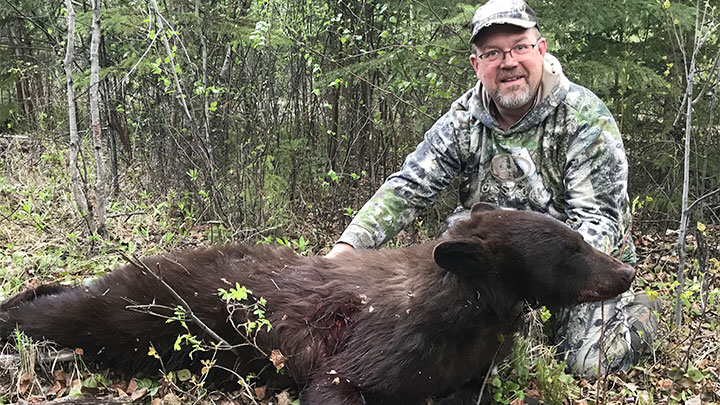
left=478, top=43, right=539, bottom=63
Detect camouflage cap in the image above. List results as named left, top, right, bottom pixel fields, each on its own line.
left=469, top=0, right=539, bottom=44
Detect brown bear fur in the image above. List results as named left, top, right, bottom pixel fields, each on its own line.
left=0, top=204, right=635, bottom=404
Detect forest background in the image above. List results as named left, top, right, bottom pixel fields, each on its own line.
left=0, top=0, right=719, bottom=403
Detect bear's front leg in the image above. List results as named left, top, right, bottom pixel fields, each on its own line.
left=301, top=372, right=365, bottom=405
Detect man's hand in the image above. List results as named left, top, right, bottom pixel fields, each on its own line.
left=326, top=242, right=354, bottom=259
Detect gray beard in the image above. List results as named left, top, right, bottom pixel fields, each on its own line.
left=493, top=85, right=532, bottom=109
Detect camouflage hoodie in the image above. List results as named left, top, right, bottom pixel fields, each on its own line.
left=338, top=54, right=635, bottom=262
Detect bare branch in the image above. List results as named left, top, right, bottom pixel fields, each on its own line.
left=0, top=349, right=76, bottom=369
left=692, top=41, right=720, bottom=106
left=686, top=184, right=720, bottom=214
left=17, top=397, right=134, bottom=404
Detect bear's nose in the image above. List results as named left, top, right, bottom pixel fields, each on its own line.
left=621, top=265, right=636, bottom=285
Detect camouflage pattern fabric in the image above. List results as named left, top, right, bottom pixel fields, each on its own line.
left=337, top=53, right=655, bottom=377
left=554, top=291, right=658, bottom=377
left=468, top=0, right=539, bottom=44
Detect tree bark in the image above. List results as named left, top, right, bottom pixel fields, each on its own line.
left=89, top=0, right=108, bottom=237
left=9, top=20, right=35, bottom=126
left=64, top=0, right=93, bottom=232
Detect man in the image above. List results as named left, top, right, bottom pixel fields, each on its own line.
left=326, top=0, right=657, bottom=378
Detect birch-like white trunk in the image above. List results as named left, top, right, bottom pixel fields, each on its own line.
left=64, top=0, right=92, bottom=231
left=89, top=0, right=108, bottom=236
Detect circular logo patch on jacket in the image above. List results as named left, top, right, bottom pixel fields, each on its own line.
left=490, top=153, right=532, bottom=182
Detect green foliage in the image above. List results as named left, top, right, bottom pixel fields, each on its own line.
left=535, top=353, right=577, bottom=404
left=135, top=377, right=162, bottom=397
left=491, top=376, right=526, bottom=404
left=218, top=283, right=272, bottom=335
left=166, top=306, right=207, bottom=359
left=259, top=235, right=314, bottom=255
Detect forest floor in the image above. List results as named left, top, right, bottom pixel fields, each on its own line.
left=0, top=144, right=718, bottom=404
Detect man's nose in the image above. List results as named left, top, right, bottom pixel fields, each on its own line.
left=499, top=53, right=520, bottom=68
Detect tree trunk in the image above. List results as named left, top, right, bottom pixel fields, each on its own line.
left=89, top=0, right=108, bottom=237
left=64, top=0, right=93, bottom=232
left=674, top=70, right=692, bottom=327
left=8, top=20, right=35, bottom=127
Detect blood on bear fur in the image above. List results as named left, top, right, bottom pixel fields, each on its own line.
left=0, top=203, right=635, bottom=404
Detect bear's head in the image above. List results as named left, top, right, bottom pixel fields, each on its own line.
left=433, top=203, right=635, bottom=307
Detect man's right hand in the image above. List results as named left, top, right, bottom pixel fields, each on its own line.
left=326, top=242, right=354, bottom=259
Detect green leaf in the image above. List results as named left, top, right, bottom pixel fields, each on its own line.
left=176, top=369, right=192, bottom=381
left=687, top=368, right=704, bottom=383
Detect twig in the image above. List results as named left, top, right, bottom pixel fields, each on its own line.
left=0, top=134, right=30, bottom=139
left=681, top=230, right=716, bottom=371
left=117, top=252, right=239, bottom=356
left=17, top=396, right=134, bottom=404
left=476, top=311, right=524, bottom=405
left=0, top=349, right=76, bottom=369
left=685, top=184, right=720, bottom=214
left=210, top=364, right=261, bottom=405
left=475, top=346, right=501, bottom=405
left=105, top=211, right=145, bottom=220
left=596, top=303, right=606, bottom=404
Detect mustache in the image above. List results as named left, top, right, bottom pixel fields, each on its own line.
left=496, top=69, right=527, bottom=81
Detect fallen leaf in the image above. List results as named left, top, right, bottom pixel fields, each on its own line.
left=254, top=385, right=267, bottom=399
left=270, top=349, right=288, bottom=369
left=46, top=380, right=63, bottom=397
left=53, top=369, right=67, bottom=383
left=658, top=378, right=673, bottom=390
left=68, top=378, right=82, bottom=397
left=161, top=392, right=182, bottom=405
left=678, top=376, right=695, bottom=388
left=275, top=389, right=294, bottom=405
left=19, top=373, right=32, bottom=395
left=510, top=398, right=524, bottom=405
left=130, top=387, right=148, bottom=401
left=126, top=379, right=139, bottom=394
left=685, top=397, right=701, bottom=405
left=111, top=380, right=128, bottom=394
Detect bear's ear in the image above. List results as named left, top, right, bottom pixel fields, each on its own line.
left=433, top=239, right=489, bottom=277
left=470, top=202, right=496, bottom=215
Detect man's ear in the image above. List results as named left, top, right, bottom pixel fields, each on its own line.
left=471, top=202, right=496, bottom=215
left=433, top=239, right=490, bottom=277
left=537, top=37, right=547, bottom=56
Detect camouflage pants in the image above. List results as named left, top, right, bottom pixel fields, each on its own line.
left=553, top=290, right=658, bottom=378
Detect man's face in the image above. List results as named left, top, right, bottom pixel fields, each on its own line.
left=470, top=25, right=546, bottom=112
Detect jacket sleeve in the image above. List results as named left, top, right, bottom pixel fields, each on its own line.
left=563, top=91, right=632, bottom=259
left=337, top=111, right=464, bottom=249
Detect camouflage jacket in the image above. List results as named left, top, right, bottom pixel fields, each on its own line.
left=338, top=54, right=635, bottom=262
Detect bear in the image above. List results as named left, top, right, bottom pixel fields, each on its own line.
left=0, top=203, right=635, bottom=404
